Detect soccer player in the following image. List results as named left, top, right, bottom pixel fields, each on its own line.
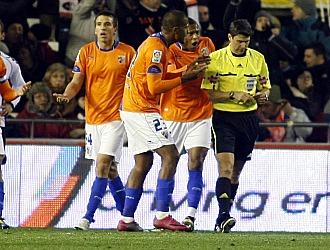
left=0, top=56, right=31, bottom=229
left=201, top=19, right=271, bottom=233
left=117, top=10, right=210, bottom=232
left=160, top=18, right=215, bottom=231
left=54, top=11, right=135, bottom=230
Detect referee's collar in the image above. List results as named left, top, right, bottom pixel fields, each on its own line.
left=226, top=45, right=249, bottom=57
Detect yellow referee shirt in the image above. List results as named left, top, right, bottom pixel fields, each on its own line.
left=202, top=45, right=271, bottom=112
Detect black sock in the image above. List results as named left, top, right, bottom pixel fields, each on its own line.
left=215, top=177, right=231, bottom=219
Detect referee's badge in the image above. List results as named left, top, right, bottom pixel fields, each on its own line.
left=246, top=78, right=256, bottom=91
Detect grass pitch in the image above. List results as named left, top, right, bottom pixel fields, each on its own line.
left=1, top=228, right=330, bottom=250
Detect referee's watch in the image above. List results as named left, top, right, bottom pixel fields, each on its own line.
left=229, top=91, right=235, bottom=100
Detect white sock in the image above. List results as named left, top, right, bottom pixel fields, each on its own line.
left=187, top=207, right=197, bottom=218
left=155, top=211, right=169, bottom=220
left=122, top=216, right=134, bottom=223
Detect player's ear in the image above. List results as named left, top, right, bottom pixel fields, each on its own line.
left=228, top=34, right=232, bottom=42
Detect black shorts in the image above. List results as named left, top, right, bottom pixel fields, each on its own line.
left=212, top=110, right=259, bottom=161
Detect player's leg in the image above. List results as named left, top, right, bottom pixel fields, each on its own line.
left=117, top=152, right=153, bottom=231
left=229, top=111, right=259, bottom=211
left=182, top=119, right=211, bottom=231
left=182, top=146, right=208, bottom=231
left=76, top=122, right=120, bottom=230
left=117, top=112, right=157, bottom=231
left=153, top=144, right=188, bottom=231
left=214, top=152, right=236, bottom=233
left=212, top=111, right=236, bottom=233
left=107, top=161, right=125, bottom=213
left=230, top=160, right=245, bottom=210
left=76, top=153, right=114, bottom=230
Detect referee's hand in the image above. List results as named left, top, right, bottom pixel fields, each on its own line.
left=254, top=92, right=269, bottom=105
left=233, top=92, right=256, bottom=105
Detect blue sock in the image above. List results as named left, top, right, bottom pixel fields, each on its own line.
left=84, top=177, right=108, bottom=222
left=0, top=182, right=4, bottom=217
left=156, top=179, right=174, bottom=212
left=122, top=188, right=143, bottom=217
left=187, top=170, right=203, bottom=209
left=108, top=176, right=125, bottom=213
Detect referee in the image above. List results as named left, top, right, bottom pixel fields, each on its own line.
left=201, top=19, right=271, bottom=233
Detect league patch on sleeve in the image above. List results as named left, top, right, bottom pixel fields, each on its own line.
left=151, top=50, right=162, bottom=63
left=147, top=65, right=162, bottom=74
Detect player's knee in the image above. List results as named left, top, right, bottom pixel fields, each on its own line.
left=162, top=153, right=179, bottom=167
left=108, top=163, right=118, bottom=179
left=96, top=162, right=111, bottom=177
left=188, top=155, right=206, bottom=171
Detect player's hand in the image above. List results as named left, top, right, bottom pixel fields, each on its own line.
left=182, top=55, right=210, bottom=83
left=232, top=91, right=256, bottom=105
left=0, top=103, right=13, bottom=116
left=53, top=93, right=70, bottom=103
left=15, top=81, right=32, bottom=96
left=194, top=54, right=211, bottom=66
left=254, top=92, right=269, bottom=106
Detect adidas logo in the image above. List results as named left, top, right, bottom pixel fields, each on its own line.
left=219, top=193, right=229, bottom=199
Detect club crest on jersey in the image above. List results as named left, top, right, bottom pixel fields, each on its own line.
left=201, top=47, right=209, bottom=56
left=118, top=55, right=125, bottom=63
left=152, top=50, right=162, bottom=63
left=246, top=78, right=256, bottom=91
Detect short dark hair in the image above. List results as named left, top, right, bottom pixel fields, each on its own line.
left=229, top=19, right=253, bottom=37
left=94, top=11, right=118, bottom=28
left=162, top=10, right=187, bottom=32
left=305, top=43, right=327, bottom=60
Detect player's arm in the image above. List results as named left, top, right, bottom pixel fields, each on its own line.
left=53, top=73, right=84, bottom=103
left=166, top=55, right=211, bottom=80
left=254, top=57, right=271, bottom=105
left=0, top=80, right=31, bottom=102
left=147, top=61, right=210, bottom=95
left=202, top=69, right=254, bottom=105
left=147, top=65, right=182, bottom=95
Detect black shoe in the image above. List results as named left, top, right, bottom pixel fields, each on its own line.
left=214, top=216, right=236, bottom=233
left=0, top=217, right=10, bottom=229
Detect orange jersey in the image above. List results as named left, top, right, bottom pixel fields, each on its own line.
left=74, top=41, right=135, bottom=124
left=123, top=33, right=182, bottom=113
left=160, top=37, right=215, bottom=122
